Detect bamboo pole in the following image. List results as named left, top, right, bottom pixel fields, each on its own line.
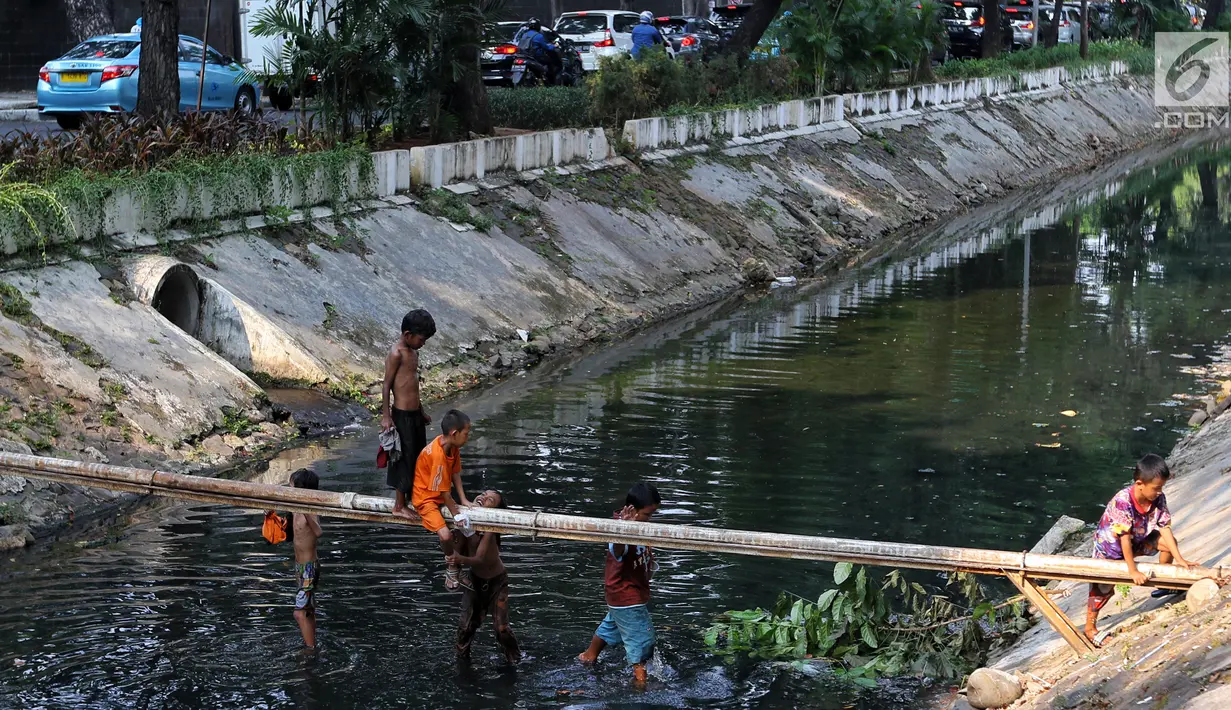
left=1006, top=570, right=1096, bottom=655
left=0, top=452, right=1222, bottom=592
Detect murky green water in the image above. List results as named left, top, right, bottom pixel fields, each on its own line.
left=4, top=143, right=1231, bottom=708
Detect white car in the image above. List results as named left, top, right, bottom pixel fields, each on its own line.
left=1039, top=6, right=1081, bottom=44
left=555, top=10, right=653, bottom=72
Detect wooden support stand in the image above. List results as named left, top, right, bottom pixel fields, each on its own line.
left=1006, top=570, right=1096, bottom=655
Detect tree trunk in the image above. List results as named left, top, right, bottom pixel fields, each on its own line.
left=1079, top=0, right=1088, bottom=58
left=549, top=0, right=561, bottom=23
left=136, top=0, right=180, bottom=118
left=720, top=0, right=784, bottom=60
left=1045, top=0, right=1062, bottom=47
left=619, top=0, right=632, bottom=10
left=64, top=0, right=115, bottom=42
left=1203, top=0, right=1225, bottom=29
left=440, top=2, right=492, bottom=138
left=981, top=2, right=1002, bottom=58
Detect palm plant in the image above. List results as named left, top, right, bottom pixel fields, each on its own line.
left=782, top=0, right=947, bottom=94
left=252, top=0, right=496, bottom=142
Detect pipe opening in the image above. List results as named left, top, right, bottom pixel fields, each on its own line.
left=152, top=264, right=201, bottom=337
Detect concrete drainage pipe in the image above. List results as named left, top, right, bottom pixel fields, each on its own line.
left=124, top=256, right=202, bottom=337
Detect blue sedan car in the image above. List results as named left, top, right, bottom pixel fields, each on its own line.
left=38, top=33, right=260, bottom=130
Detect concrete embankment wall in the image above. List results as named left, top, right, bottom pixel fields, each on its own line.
left=0, top=71, right=1190, bottom=538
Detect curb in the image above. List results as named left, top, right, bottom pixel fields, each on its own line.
left=0, top=109, right=40, bottom=122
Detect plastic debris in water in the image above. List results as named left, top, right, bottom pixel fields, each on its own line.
left=1060, top=410, right=1078, bottom=417
left=1032, top=423, right=1049, bottom=427
left=918, top=468, right=935, bottom=474
left=1036, top=442, right=1062, bottom=448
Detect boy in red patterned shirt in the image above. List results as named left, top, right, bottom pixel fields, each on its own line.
left=578, top=482, right=661, bottom=687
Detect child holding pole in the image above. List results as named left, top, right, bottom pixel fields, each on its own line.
left=1086, top=454, right=1198, bottom=645
left=449, top=490, right=521, bottom=664
left=578, top=482, right=661, bottom=687
left=413, top=409, right=475, bottom=590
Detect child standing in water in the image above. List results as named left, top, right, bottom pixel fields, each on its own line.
left=289, top=468, right=323, bottom=650
left=1086, top=454, right=1198, bottom=645
left=449, top=490, right=521, bottom=664
left=382, top=309, right=436, bottom=519
left=413, top=409, right=474, bottom=590
left=578, top=482, right=661, bottom=687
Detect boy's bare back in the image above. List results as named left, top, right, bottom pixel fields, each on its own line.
left=293, top=512, right=321, bottom=564
left=385, top=342, right=421, bottom=413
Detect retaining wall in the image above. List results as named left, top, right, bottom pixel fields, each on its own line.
left=408, top=128, right=611, bottom=188
left=622, top=60, right=1130, bottom=152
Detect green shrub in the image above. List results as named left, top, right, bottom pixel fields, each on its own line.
left=589, top=50, right=800, bottom=126
left=488, top=86, right=592, bottom=130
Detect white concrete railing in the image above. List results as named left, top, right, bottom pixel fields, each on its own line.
left=408, top=128, right=611, bottom=188
left=624, top=60, right=1130, bottom=151
left=622, top=96, right=845, bottom=153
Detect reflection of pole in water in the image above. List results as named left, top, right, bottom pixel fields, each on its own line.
left=1019, top=231, right=1030, bottom=357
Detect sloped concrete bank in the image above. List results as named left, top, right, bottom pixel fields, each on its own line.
left=0, top=74, right=1200, bottom=546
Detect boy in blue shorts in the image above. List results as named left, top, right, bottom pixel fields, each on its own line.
left=577, top=482, right=661, bottom=687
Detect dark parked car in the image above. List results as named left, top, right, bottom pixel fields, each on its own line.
left=481, top=21, right=524, bottom=87
left=654, top=16, right=724, bottom=59
left=941, top=1, right=1013, bottom=59
left=710, top=3, right=752, bottom=37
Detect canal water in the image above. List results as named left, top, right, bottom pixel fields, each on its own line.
left=4, top=143, right=1231, bottom=708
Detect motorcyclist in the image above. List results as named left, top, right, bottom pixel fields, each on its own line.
left=516, top=18, right=562, bottom=84
left=630, top=11, right=665, bottom=59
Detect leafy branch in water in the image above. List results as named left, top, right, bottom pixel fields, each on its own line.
left=703, top=563, right=1031, bottom=682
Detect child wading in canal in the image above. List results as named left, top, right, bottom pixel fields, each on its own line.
left=1086, top=454, right=1198, bottom=646
left=578, top=482, right=661, bottom=687
left=382, top=309, right=436, bottom=520
left=414, top=409, right=475, bottom=590
left=449, top=490, right=521, bottom=664
left=289, top=469, right=323, bottom=650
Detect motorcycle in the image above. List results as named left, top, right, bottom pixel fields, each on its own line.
left=510, top=35, right=584, bottom=88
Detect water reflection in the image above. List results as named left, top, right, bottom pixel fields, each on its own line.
left=3, top=145, right=1231, bottom=708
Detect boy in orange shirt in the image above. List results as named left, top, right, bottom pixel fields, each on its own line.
left=413, top=409, right=474, bottom=590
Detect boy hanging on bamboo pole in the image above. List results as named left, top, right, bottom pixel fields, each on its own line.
left=578, top=482, right=661, bottom=688
left=448, top=490, right=521, bottom=664
left=289, top=468, right=323, bottom=651
left=1085, top=454, right=1198, bottom=646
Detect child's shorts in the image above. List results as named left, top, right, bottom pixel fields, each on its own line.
left=295, top=560, right=319, bottom=611
left=595, top=604, right=655, bottom=665
left=413, top=494, right=447, bottom=534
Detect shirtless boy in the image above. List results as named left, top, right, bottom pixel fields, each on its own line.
left=382, top=308, right=437, bottom=519
left=449, top=490, right=521, bottom=664
left=289, top=468, right=323, bottom=650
